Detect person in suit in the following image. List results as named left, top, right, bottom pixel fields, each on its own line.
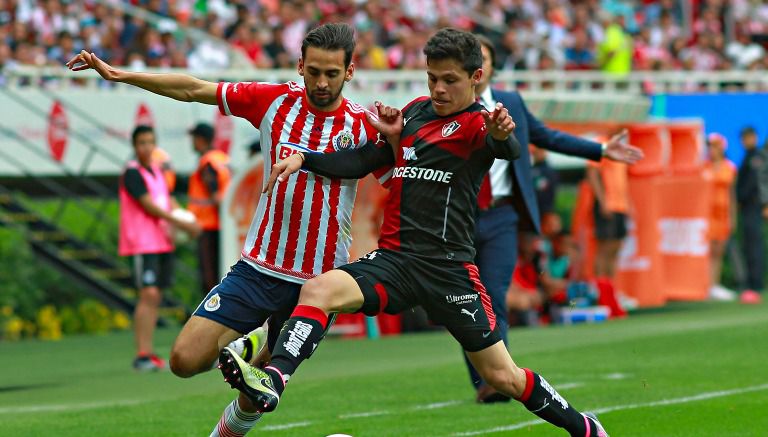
left=469, top=35, right=643, bottom=403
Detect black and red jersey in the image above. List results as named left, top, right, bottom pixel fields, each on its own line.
left=378, top=97, right=520, bottom=261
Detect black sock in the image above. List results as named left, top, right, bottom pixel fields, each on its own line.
left=515, top=368, right=597, bottom=437
left=267, top=305, right=329, bottom=395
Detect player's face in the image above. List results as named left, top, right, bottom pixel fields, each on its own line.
left=133, top=132, right=156, bottom=165
left=426, top=58, right=482, bottom=116
left=477, top=45, right=494, bottom=92
left=299, top=46, right=353, bottom=110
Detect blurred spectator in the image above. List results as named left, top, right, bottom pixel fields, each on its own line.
left=0, top=0, right=764, bottom=75
left=506, top=232, right=545, bottom=327
left=585, top=153, right=629, bottom=318
left=530, top=145, right=559, bottom=218
left=703, top=133, right=737, bottom=301
left=735, top=126, right=768, bottom=304
left=726, top=32, right=765, bottom=70
left=597, top=14, right=633, bottom=75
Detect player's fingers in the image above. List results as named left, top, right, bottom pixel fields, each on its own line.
left=491, top=103, right=504, bottom=122
left=263, top=164, right=282, bottom=194
left=481, top=109, right=491, bottom=124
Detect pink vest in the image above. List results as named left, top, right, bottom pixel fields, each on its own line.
left=118, top=160, right=174, bottom=256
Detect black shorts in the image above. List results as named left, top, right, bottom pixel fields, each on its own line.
left=338, top=249, right=502, bottom=352
left=132, top=252, right=174, bottom=289
left=593, top=203, right=628, bottom=240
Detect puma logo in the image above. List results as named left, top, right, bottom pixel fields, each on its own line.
left=461, top=308, right=478, bottom=322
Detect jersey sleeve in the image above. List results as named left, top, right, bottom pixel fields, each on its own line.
left=217, top=81, right=288, bottom=126
left=123, top=168, right=148, bottom=200
left=361, top=111, right=395, bottom=188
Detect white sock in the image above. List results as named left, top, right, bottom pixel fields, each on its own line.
left=210, top=398, right=262, bottom=437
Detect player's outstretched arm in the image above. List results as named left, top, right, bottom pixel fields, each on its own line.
left=65, top=50, right=217, bottom=105
left=482, top=102, right=521, bottom=160
left=262, top=140, right=396, bottom=196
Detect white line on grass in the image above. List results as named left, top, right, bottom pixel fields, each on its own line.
left=413, top=400, right=464, bottom=410
left=260, top=421, right=313, bottom=431
left=339, top=411, right=390, bottom=419
left=452, top=383, right=768, bottom=436
left=0, top=399, right=144, bottom=414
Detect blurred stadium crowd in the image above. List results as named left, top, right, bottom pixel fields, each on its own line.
left=2, top=0, right=768, bottom=74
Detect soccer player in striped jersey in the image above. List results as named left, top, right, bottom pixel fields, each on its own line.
left=220, top=29, right=609, bottom=436
left=67, top=23, right=394, bottom=436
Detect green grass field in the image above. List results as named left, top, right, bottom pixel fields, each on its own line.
left=1, top=301, right=766, bottom=436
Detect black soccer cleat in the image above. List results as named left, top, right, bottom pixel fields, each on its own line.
left=218, top=347, right=280, bottom=412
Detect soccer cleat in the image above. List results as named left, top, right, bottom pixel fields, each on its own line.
left=218, top=347, right=280, bottom=412
left=148, top=353, right=168, bottom=370
left=133, top=355, right=161, bottom=372
left=740, top=290, right=762, bottom=305
left=236, top=326, right=267, bottom=363
left=585, top=412, right=609, bottom=437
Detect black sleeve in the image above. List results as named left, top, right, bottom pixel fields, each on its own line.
left=123, top=168, right=148, bottom=200
left=303, top=138, right=395, bottom=179
left=201, top=163, right=219, bottom=195
left=486, top=134, right=521, bottom=161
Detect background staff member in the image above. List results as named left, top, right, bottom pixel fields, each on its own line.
left=188, top=122, right=232, bottom=295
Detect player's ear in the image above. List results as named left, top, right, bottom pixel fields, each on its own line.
left=345, top=62, right=355, bottom=82
left=471, top=68, right=482, bottom=86
left=297, top=57, right=305, bottom=76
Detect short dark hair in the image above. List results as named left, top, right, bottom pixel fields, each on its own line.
left=475, top=34, right=496, bottom=67
left=301, top=23, right=356, bottom=67
left=132, top=125, right=154, bottom=146
left=423, top=28, right=483, bottom=76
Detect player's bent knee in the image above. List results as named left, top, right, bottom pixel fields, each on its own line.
left=299, top=276, right=335, bottom=310
left=169, top=341, right=213, bottom=378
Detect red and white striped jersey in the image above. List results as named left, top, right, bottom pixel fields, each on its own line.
left=217, top=80, right=384, bottom=283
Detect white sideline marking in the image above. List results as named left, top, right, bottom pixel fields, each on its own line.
left=602, top=372, right=631, bottom=380
left=413, top=400, right=463, bottom=410
left=261, top=421, right=313, bottom=431
left=0, top=399, right=144, bottom=414
left=339, top=410, right=390, bottom=419
left=452, top=383, right=768, bottom=436
left=555, top=382, right=584, bottom=390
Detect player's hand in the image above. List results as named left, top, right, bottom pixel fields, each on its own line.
left=602, top=129, right=644, bottom=164
left=65, top=50, right=121, bottom=81
left=600, top=202, right=613, bottom=219
left=263, top=153, right=304, bottom=196
left=366, top=101, right=403, bottom=146
left=482, top=102, right=516, bottom=141
left=763, top=205, right=768, bottom=220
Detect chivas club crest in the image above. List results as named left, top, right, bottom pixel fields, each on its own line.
left=442, top=121, right=461, bottom=137
left=332, top=130, right=355, bottom=151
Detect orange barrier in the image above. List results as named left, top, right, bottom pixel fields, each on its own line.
left=571, top=120, right=712, bottom=307
left=655, top=174, right=711, bottom=301
left=667, top=121, right=704, bottom=175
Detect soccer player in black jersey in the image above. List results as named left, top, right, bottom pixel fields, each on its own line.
left=219, top=28, right=608, bottom=436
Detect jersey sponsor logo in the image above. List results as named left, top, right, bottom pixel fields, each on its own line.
left=277, top=141, right=314, bottom=161
left=391, top=166, right=453, bottom=183
left=460, top=308, right=478, bottom=322
left=204, top=293, right=221, bottom=312
left=403, top=147, right=418, bottom=161
left=445, top=293, right=479, bottom=305
left=332, top=129, right=355, bottom=151
left=442, top=120, right=461, bottom=137
left=283, top=320, right=313, bottom=357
